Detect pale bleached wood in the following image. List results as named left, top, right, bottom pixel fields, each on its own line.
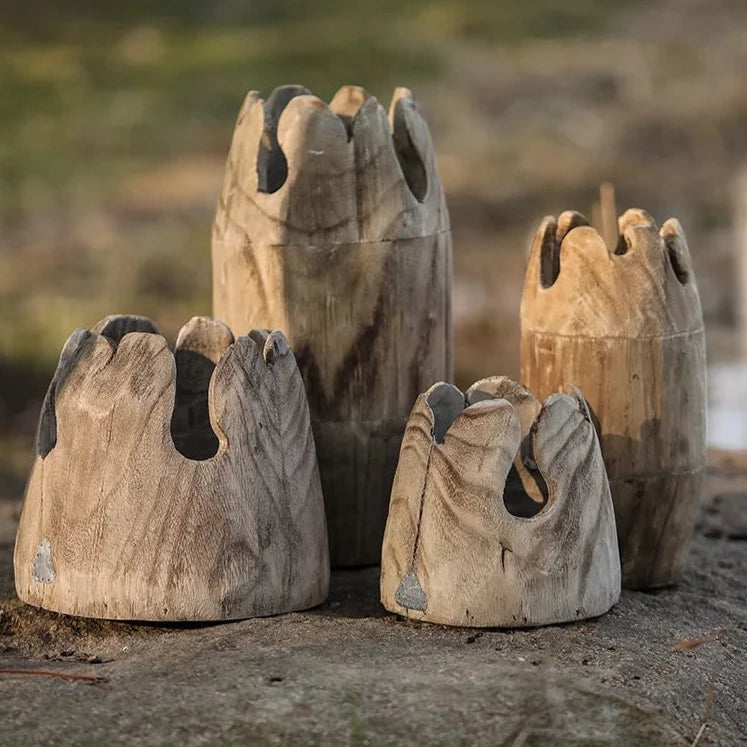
left=380, top=379, right=620, bottom=628
left=520, top=210, right=706, bottom=589
left=212, top=84, right=452, bottom=566
left=14, top=315, right=329, bottom=621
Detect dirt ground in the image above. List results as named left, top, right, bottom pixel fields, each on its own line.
left=0, top=453, right=744, bottom=746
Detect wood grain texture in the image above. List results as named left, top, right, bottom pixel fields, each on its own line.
left=212, top=84, right=453, bottom=566
left=380, top=378, right=620, bottom=628
left=14, top=315, right=329, bottom=621
left=520, top=210, right=706, bottom=588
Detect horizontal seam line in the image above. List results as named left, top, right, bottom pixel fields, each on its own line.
left=215, top=228, right=451, bottom=250
left=524, top=327, right=704, bottom=341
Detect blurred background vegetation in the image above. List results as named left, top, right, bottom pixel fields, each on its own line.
left=2, top=0, right=747, bottom=494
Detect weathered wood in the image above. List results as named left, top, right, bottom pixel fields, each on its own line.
left=380, top=378, right=620, bottom=627
left=520, top=210, right=706, bottom=589
left=14, top=315, right=329, bottom=621
left=212, top=84, right=452, bottom=566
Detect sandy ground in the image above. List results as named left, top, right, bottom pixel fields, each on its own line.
left=0, top=454, right=745, bottom=746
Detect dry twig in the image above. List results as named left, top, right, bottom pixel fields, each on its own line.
left=0, top=668, right=110, bottom=689
left=690, top=673, right=717, bottom=747
left=672, top=629, right=724, bottom=651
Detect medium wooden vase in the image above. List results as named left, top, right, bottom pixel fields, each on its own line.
left=520, top=209, right=706, bottom=589
left=380, top=377, right=620, bottom=627
left=14, top=315, right=329, bottom=621
left=212, top=84, right=452, bottom=566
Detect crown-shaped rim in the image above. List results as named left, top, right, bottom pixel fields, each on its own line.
left=36, top=315, right=295, bottom=464
left=17, top=315, right=329, bottom=621
left=213, top=83, right=449, bottom=245
left=521, top=209, right=703, bottom=338
left=411, top=376, right=597, bottom=525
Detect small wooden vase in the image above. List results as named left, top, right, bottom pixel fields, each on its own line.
left=520, top=210, right=706, bottom=589
left=212, top=84, right=452, bottom=567
left=380, top=377, right=620, bottom=628
left=14, top=315, right=329, bottom=621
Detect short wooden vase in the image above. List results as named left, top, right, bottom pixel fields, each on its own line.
left=14, top=315, right=329, bottom=621
left=212, top=84, right=452, bottom=567
left=380, top=377, right=621, bottom=628
left=520, top=210, right=706, bottom=589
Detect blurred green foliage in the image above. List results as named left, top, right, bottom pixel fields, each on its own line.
left=0, top=0, right=623, bottom=220
left=0, top=0, right=630, bottom=367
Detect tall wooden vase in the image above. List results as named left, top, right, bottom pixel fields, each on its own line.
left=212, top=84, right=453, bottom=566
left=520, top=209, right=706, bottom=589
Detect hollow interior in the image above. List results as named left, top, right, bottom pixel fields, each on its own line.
left=664, top=234, right=690, bottom=284
left=171, top=348, right=220, bottom=460
left=502, top=456, right=549, bottom=518
left=391, top=99, right=428, bottom=202
left=539, top=212, right=590, bottom=289
left=426, top=383, right=465, bottom=444
left=256, top=84, right=310, bottom=194
left=539, top=224, right=560, bottom=289
left=468, top=379, right=549, bottom=518
left=256, top=133, right=288, bottom=195
left=614, top=232, right=629, bottom=255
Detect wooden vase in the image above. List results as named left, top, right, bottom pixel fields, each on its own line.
left=380, top=377, right=620, bottom=627
left=14, top=315, right=329, bottom=621
left=520, top=210, right=706, bottom=589
left=212, top=84, right=453, bottom=566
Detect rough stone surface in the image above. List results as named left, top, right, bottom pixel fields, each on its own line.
left=0, top=455, right=745, bottom=746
